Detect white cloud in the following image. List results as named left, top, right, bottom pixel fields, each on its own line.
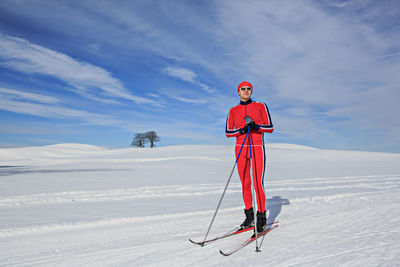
left=198, top=83, right=215, bottom=94
left=163, top=66, right=216, bottom=93
left=164, top=67, right=197, bottom=83
left=0, top=34, right=160, bottom=106
left=157, top=87, right=209, bottom=105
left=0, top=87, right=59, bottom=104
left=168, top=95, right=207, bottom=104
left=0, top=93, right=119, bottom=126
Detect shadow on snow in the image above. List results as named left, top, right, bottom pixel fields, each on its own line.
left=267, top=196, right=290, bottom=224
left=0, top=166, right=130, bottom=176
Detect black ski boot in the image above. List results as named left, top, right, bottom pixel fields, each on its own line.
left=256, top=211, right=267, bottom=233
left=240, top=208, right=254, bottom=229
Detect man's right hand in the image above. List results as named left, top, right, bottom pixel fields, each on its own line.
left=239, top=125, right=249, bottom=135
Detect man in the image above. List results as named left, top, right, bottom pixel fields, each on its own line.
left=225, top=81, right=274, bottom=234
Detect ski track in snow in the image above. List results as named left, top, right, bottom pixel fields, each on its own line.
left=1, top=145, right=400, bottom=266
left=1, top=174, right=399, bottom=207
left=0, top=208, right=240, bottom=238
left=1, top=174, right=399, bottom=238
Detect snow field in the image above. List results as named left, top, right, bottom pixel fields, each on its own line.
left=1, top=144, right=400, bottom=266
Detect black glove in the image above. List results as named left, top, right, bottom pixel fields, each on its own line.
left=248, top=121, right=260, bottom=130
left=239, top=124, right=248, bottom=135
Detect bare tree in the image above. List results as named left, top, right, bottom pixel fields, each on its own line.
left=131, top=133, right=148, bottom=148
left=144, top=131, right=160, bottom=148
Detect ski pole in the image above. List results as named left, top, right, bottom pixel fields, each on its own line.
left=200, top=130, right=249, bottom=246
left=248, top=126, right=261, bottom=252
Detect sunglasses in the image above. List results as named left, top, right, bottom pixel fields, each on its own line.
left=240, top=87, right=252, bottom=91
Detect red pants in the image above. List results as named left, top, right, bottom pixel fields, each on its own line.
left=235, top=144, right=266, bottom=212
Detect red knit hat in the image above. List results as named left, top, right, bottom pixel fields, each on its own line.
left=237, top=81, right=253, bottom=92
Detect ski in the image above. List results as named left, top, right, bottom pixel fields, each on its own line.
left=189, top=226, right=254, bottom=246
left=219, top=224, right=278, bottom=256
left=189, top=221, right=278, bottom=246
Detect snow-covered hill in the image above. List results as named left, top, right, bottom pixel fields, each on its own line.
left=1, top=144, right=400, bottom=266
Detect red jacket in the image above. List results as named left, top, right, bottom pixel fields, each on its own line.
left=225, top=99, right=273, bottom=145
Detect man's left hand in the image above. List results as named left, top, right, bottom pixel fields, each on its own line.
left=248, top=121, right=260, bottom=130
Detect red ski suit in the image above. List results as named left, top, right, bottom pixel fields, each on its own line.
left=225, top=99, right=273, bottom=212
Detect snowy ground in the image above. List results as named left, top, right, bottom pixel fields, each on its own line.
left=1, top=143, right=400, bottom=266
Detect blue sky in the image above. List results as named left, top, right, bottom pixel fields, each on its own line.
left=0, top=0, right=399, bottom=152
